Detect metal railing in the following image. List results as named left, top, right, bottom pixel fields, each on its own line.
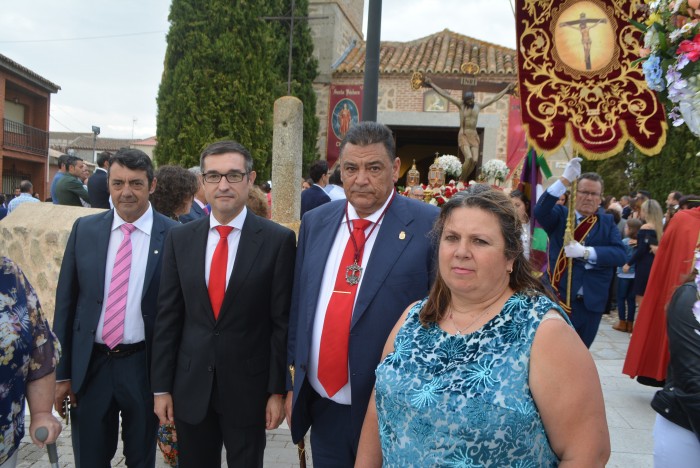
left=3, top=119, right=49, bottom=156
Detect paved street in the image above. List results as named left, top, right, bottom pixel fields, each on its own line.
left=16, top=313, right=656, bottom=467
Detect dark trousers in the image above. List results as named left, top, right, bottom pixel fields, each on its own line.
left=616, top=277, right=636, bottom=321
left=175, top=375, right=265, bottom=468
left=73, top=347, right=157, bottom=468
left=570, top=297, right=603, bottom=348
left=309, top=391, right=355, bottom=467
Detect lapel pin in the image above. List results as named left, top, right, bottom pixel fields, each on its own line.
left=154, top=250, right=159, bottom=255
left=399, top=231, right=406, bottom=240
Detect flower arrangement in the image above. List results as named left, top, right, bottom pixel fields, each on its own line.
left=637, top=0, right=700, bottom=136
left=480, top=159, right=509, bottom=182
left=436, top=155, right=463, bottom=178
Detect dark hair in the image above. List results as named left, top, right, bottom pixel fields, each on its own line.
left=109, top=148, right=155, bottom=185
left=670, top=191, right=683, bottom=202
left=65, top=155, right=82, bottom=170
left=58, top=154, right=69, bottom=170
left=679, top=194, right=700, bottom=209
left=19, top=180, right=33, bottom=193
left=0, top=194, right=5, bottom=204
left=200, top=140, right=253, bottom=174
left=260, top=182, right=271, bottom=193
left=96, top=151, right=111, bottom=168
left=309, top=160, right=329, bottom=183
left=579, top=172, right=604, bottom=194
left=420, top=185, right=549, bottom=326
left=638, top=189, right=652, bottom=200
left=339, top=121, right=395, bottom=162
left=329, top=166, right=342, bottom=186
left=625, top=218, right=643, bottom=239
left=247, top=185, right=269, bottom=218
left=150, top=165, right=199, bottom=219
left=605, top=207, right=620, bottom=225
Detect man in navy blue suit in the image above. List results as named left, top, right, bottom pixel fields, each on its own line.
left=286, top=122, right=439, bottom=466
left=300, top=160, right=331, bottom=218
left=535, top=157, right=626, bottom=348
left=53, top=149, right=177, bottom=467
left=87, top=151, right=111, bottom=209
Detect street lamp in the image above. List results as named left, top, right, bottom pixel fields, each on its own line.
left=91, top=125, right=100, bottom=164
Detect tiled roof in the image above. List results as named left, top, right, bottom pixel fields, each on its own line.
left=68, top=136, right=135, bottom=151
left=0, top=53, right=61, bottom=93
left=133, top=136, right=157, bottom=146
left=334, top=29, right=516, bottom=76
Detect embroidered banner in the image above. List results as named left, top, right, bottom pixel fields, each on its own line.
left=326, top=84, right=363, bottom=167
left=516, top=0, right=667, bottom=159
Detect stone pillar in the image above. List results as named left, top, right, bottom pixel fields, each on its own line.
left=271, top=96, right=303, bottom=224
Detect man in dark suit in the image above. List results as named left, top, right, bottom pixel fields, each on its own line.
left=87, top=151, right=112, bottom=209
left=53, top=149, right=177, bottom=467
left=285, top=122, right=439, bottom=465
left=300, top=159, right=331, bottom=218
left=535, top=157, right=626, bottom=348
left=178, top=166, right=208, bottom=223
left=151, top=140, right=296, bottom=467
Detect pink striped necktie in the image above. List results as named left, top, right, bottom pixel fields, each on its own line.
left=102, top=223, right=136, bottom=349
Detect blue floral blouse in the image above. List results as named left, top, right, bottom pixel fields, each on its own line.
left=375, top=293, right=565, bottom=467
left=0, top=257, right=60, bottom=464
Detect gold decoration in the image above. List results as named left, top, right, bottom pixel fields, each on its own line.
left=428, top=153, right=445, bottom=188
left=460, top=62, right=481, bottom=75
left=407, top=159, right=420, bottom=187
left=410, top=72, right=425, bottom=90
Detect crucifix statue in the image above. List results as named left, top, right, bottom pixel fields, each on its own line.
left=262, top=0, right=326, bottom=95
left=559, top=12, right=607, bottom=71
left=412, top=63, right=514, bottom=181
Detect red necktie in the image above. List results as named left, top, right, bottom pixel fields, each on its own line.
left=209, top=225, right=233, bottom=319
left=318, top=219, right=372, bottom=396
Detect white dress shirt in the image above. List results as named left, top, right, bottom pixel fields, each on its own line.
left=95, top=205, right=153, bottom=344
left=204, top=207, right=247, bottom=288
left=309, top=194, right=394, bottom=405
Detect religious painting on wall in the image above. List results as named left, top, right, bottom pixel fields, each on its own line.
left=516, top=0, right=667, bottom=159
left=327, top=84, right=363, bottom=167
left=423, top=90, right=448, bottom=112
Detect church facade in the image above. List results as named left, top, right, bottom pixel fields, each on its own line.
left=308, top=0, right=519, bottom=184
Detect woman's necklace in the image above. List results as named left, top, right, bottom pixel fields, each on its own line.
left=448, top=296, right=502, bottom=335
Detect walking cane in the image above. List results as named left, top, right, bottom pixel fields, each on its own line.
left=289, top=365, right=307, bottom=468
left=35, top=427, right=59, bottom=468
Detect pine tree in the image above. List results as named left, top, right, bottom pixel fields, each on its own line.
left=155, top=0, right=319, bottom=180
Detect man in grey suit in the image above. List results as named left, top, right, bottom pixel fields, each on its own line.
left=53, top=149, right=177, bottom=467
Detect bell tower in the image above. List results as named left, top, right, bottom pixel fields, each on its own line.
left=309, top=0, right=365, bottom=82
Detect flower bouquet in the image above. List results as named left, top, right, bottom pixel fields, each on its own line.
left=637, top=0, right=700, bottom=136
left=435, top=155, right=463, bottom=178
left=480, top=159, right=509, bottom=184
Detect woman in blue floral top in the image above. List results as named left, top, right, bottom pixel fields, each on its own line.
left=356, top=187, right=610, bottom=467
left=0, top=257, right=62, bottom=467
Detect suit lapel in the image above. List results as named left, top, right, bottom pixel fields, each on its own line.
left=304, top=204, right=345, bottom=334
left=218, top=213, right=262, bottom=320
left=187, top=217, right=216, bottom=324
left=351, top=196, right=415, bottom=328
left=142, top=213, right=166, bottom=298
left=94, top=210, right=114, bottom=300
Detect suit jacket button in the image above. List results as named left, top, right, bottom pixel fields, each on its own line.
left=208, top=365, right=214, bottom=372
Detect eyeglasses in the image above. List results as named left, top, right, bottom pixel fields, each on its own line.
left=577, top=190, right=601, bottom=198
left=203, top=172, right=248, bottom=184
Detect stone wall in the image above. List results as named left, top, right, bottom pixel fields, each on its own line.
left=0, top=203, right=106, bottom=322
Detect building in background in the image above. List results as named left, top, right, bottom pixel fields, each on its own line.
left=0, top=53, right=60, bottom=200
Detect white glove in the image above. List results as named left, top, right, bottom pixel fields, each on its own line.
left=564, top=241, right=586, bottom=258
left=562, top=157, right=582, bottom=183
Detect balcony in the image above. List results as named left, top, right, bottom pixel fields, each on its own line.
left=3, top=119, right=49, bottom=156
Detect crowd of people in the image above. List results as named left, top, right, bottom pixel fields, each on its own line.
left=1, top=122, right=698, bottom=467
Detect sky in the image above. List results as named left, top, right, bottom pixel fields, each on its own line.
left=0, top=0, right=516, bottom=140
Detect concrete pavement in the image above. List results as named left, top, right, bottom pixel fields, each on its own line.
left=15, top=313, right=656, bottom=467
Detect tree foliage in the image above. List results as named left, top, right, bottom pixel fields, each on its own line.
left=581, top=124, right=700, bottom=199
left=155, top=0, right=319, bottom=181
